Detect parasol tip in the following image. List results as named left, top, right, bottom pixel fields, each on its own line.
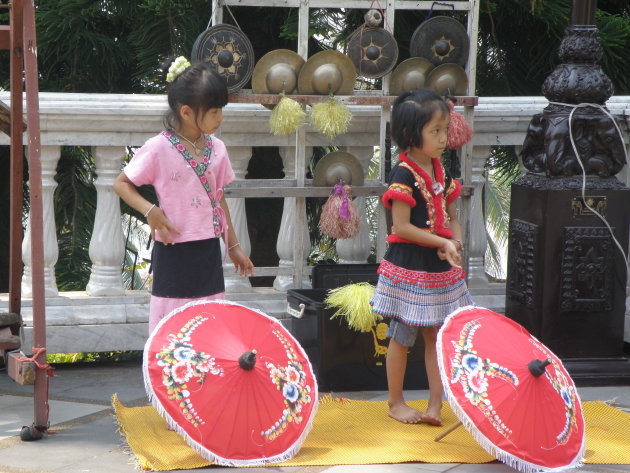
left=238, top=350, right=257, bottom=371
left=528, top=358, right=552, bottom=377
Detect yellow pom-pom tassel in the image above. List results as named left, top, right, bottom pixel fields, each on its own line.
left=269, top=94, right=305, bottom=136
left=311, top=98, right=352, bottom=139
left=325, top=282, right=381, bottom=332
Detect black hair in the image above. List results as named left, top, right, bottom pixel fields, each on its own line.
left=161, top=57, right=229, bottom=131
left=390, top=88, right=450, bottom=151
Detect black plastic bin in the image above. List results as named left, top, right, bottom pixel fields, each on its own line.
left=287, top=264, right=427, bottom=391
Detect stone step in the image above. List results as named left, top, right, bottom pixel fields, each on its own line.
left=0, top=312, right=22, bottom=327
left=10, top=286, right=518, bottom=354
left=16, top=289, right=291, bottom=354
left=0, top=326, right=21, bottom=351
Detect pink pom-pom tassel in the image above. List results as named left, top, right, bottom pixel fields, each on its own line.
left=447, top=100, right=474, bottom=149
left=319, top=184, right=360, bottom=239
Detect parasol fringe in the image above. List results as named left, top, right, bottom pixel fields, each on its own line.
left=143, top=298, right=320, bottom=467
left=436, top=305, right=586, bottom=473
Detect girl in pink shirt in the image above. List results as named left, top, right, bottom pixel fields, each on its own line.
left=114, top=57, right=254, bottom=333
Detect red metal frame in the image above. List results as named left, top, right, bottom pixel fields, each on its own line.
left=2, top=0, right=49, bottom=434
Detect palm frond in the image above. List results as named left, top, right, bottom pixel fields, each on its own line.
left=483, top=146, right=521, bottom=280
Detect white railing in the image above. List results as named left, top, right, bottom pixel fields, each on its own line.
left=1, top=92, right=629, bottom=353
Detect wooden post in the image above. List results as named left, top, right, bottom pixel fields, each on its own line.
left=8, top=0, right=24, bottom=319
left=23, top=0, right=49, bottom=433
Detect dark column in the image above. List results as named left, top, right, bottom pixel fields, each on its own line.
left=505, top=0, right=630, bottom=385
left=571, top=0, right=596, bottom=25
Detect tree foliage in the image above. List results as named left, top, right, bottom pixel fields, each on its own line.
left=477, top=0, right=630, bottom=96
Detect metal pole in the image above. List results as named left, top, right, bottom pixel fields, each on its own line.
left=23, top=0, right=49, bottom=432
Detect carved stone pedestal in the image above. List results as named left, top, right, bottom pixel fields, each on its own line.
left=505, top=175, right=630, bottom=385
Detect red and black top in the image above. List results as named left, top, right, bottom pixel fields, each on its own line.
left=379, top=152, right=463, bottom=280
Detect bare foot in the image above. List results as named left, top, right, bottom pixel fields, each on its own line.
left=421, top=405, right=443, bottom=426
left=388, top=401, right=423, bottom=424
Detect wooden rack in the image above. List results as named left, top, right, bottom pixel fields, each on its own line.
left=212, top=0, right=480, bottom=285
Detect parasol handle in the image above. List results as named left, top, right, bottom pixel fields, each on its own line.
left=434, top=420, right=462, bottom=442
left=528, top=358, right=552, bottom=377
left=238, top=349, right=257, bottom=370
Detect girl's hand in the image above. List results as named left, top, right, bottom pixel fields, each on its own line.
left=147, top=206, right=180, bottom=244
left=451, top=239, right=463, bottom=253
left=228, top=245, right=255, bottom=277
left=437, top=239, right=462, bottom=269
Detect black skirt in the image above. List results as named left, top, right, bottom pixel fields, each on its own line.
left=151, top=238, right=225, bottom=298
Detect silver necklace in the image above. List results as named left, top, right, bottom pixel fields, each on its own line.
left=423, top=164, right=443, bottom=194
left=175, top=131, right=204, bottom=154
left=431, top=168, right=444, bottom=194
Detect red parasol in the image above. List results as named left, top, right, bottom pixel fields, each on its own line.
left=436, top=306, right=585, bottom=473
left=143, top=300, right=318, bottom=466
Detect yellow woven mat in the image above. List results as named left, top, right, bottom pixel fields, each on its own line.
left=112, top=395, right=630, bottom=471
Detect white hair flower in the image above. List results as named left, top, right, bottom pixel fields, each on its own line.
left=166, top=56, right=192, bottom=83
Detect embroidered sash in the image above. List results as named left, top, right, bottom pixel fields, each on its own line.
left=385, top=155, right=453, bottom=243
left=162, top=131, right=227, bottom=245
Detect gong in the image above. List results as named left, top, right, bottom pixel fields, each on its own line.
left=191, top=24, right=255, bottom=93
left=346, top=27, right=399, bottom=79
left=297, top=50, right=356, bottom=95
left=389, top=57, right=435, bottom=95
left=312, top=151, right=364, bottom=187
left=410, top=16, right=469, bottom=67
left=425, top=63, right=468, bottom=96
left=252, top=49, right=304, bottom=95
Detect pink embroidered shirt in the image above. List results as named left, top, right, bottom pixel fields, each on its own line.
left=123, top=132, right=235, bottom=244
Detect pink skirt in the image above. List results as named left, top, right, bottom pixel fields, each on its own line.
left=148, top=292, right=225, bottom=334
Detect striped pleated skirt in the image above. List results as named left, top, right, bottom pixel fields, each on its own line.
left=371, top=259, right=473, bottom=327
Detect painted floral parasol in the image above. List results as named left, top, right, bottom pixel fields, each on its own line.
left=143, top=300, right=318, bottom=466
left=436, top=306, right=585, bottom=473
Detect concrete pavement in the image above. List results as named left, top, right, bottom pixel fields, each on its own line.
left=0, top=360, right=629, bottom=473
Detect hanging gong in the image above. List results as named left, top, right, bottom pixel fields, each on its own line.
left=191, top=24, right=255, bottom=93
left=297, top=50, right=356, bottom=95
left=252, top=49, right=304, bottom=96
left=425, top=63, right=468, bottom=96
left=252, top=49, right=305, bottom=110
left=389, top=57, right=435, bottom=95
left=312, top=151, right=364, bottom=187
left=346, top=27, right=399, bottom=79
left=410, top=16, right=469, bottom=67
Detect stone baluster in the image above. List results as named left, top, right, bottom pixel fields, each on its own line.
left=21, top=145, right=61, bottom=297
left=467, top=145, right=491, bottom=288
left=336, top=146, right=373, bottom=263
left=274, top=146, right=311, bottom=290
left=222, top=146, right=252, bottom=292
left=86, top=147, right=125, bottom=296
